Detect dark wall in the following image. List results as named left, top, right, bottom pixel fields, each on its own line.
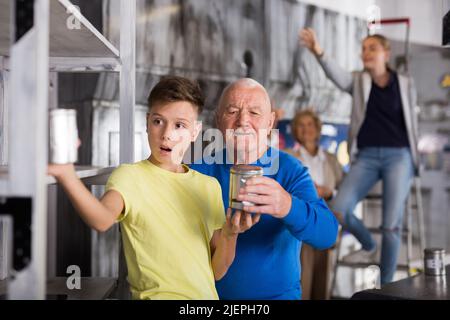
left=55, top=0, right=104, bottom=277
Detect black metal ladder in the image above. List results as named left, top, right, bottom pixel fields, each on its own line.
left=329, top=177, right=425, bottom=298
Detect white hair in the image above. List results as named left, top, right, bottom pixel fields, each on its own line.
left=217, top=78, right=271, bottom=110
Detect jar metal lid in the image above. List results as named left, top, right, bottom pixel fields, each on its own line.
left=424, top=248, right=445, bottom=254
left=230, top=165, right=263, bottom=175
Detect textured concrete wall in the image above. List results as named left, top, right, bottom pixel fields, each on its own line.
left=96, top=0, right=366, bottom=123
left=264, top=1, right=365, bottom=121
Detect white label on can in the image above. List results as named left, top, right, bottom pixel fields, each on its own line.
left=426, top=258, right=443, bottom=269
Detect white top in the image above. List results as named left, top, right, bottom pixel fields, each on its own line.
left=294, top=144, right=327, bottom=186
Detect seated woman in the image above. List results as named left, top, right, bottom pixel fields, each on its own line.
left=285, top=109, right=343, bottom=300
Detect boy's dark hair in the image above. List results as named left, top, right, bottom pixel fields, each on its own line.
left=147, top=76, right=205, bottom=114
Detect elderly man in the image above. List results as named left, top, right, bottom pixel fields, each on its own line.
left=190, top=78, right=338, bottom=300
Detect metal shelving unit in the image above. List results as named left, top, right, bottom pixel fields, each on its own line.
left=0, top=0, right=135, bottom=299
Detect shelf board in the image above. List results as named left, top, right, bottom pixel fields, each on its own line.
left=47, top=166, right=115, bottom=185
left=0, top=277, right=117, bottom=300
left=0, top=165, right=114, bottom=193
left=0, top=0, right=119, bottom=62
left=49, top=57, right=120, bottom=73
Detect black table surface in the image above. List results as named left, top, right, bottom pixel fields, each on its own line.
left=352, top=265, right=450, bottom=300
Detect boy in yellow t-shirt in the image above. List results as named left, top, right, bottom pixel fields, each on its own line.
left=48, top=76, right=260, bottom=299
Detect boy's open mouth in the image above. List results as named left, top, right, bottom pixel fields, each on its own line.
left=160, top=146, right=172, bottom=152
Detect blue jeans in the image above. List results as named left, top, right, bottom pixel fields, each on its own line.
left=331, top=147, right=414, bottom=284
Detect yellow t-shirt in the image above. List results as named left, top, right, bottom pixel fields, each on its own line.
left=105, top=160, right=225, bottom=300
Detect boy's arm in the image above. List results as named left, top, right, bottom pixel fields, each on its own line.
left=210, top=209, right=260, bottom=281
left=48, top=164, right=123, bottom=232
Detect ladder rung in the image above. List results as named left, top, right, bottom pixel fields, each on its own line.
left=365, top=195, right=382, bottom=200
left=367, top=227, right=410, bottom=235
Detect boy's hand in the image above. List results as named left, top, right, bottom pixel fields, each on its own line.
left=222, top=208, right=260, bottom=238
left=47, top=163, right=77, bottom=181
left=48, top=138, right=81, bottom=181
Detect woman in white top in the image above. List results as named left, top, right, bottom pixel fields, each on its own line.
left=286, top=109, right=343, bottom=299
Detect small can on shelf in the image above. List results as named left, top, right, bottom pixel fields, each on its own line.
left=49, top=109, right=78, bottom=164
